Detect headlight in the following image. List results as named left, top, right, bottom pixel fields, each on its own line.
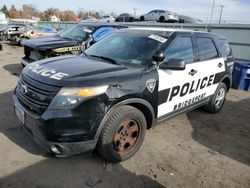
left=48, top=85, right=108, bottom=110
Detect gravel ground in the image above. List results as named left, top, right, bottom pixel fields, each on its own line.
left=0, top=42, right=249, bottom=188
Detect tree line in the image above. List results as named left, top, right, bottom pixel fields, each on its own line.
left=0, top=4, right=104, bottom=21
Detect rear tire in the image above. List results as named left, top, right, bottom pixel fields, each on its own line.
left=98, top=105, right=146, bottom=162
left=202, top=82, right=227, bottom=113
left=159, top=16, right=165, bottom=23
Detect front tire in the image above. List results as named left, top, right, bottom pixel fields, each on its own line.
left=98, top=105, right=147, bottom=162
left=203, top=82, right=227, bottom=113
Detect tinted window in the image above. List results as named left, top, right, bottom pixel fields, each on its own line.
left=197, top=37, right=218, bottom=60
left=165, top=37, right=194, bottom=63
left=218, top=39, right=231, bottom=57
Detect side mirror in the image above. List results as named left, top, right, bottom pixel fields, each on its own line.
left=153, top=51, right=165, bottom=64
left=159, top=59, right=186, bottom=70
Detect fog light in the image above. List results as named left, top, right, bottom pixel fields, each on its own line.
left=51, top=144, right=63, bottom=154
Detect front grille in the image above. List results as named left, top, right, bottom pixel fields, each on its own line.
left=16, top=74, right=61, bottom=115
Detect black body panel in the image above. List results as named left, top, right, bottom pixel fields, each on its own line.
left=22, top=55, right=143, bottom=87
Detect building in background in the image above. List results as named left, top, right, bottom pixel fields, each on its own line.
left=0, top=11, right=8, bottom=24
left=32, top=16, right=40, bottom=21
left=49, top=15, right=60, bottom=22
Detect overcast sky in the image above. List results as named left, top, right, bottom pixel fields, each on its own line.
left=1, top=0, right=250, bottom=23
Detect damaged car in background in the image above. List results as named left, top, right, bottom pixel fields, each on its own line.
left=0, top=24, right=27, bottom=41
left=21, top=23, right=126, bottom=67
left=8, top=26, right=55, bottom=45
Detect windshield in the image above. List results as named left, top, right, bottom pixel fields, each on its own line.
left=85, top=32, right=167, bottom=67
left=58, top=24, right=90, bottom=41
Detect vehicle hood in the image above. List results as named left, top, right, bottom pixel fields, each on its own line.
left=22, top=55, right=143, bottom=87
left=22, top=36, right=81, bottom=50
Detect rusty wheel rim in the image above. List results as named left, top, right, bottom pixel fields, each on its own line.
left=113, top=119, right=141, bottom=154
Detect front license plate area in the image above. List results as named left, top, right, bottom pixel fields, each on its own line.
left=15, top=105, right=25, bottom=124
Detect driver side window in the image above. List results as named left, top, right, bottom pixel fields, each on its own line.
left=165, top=37, right=195, bottom=63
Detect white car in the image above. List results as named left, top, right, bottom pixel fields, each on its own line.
left=99, top=15, right=116, bottom=22
left=140, top=10, right=178, bottom=23
left=80, top=16, right=98, bottom=22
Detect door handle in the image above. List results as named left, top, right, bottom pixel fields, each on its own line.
left=189, top=69, right=197, bottom=76
left=218, top=62, right=223, bottom=68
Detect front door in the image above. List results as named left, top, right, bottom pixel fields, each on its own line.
left=157, top=35, right=201, bottom=117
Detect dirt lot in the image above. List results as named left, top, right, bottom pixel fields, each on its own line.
left=0, top=42, right=249, bottom=188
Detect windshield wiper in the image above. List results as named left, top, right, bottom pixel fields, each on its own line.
left=83, top=52, right=89, bottom=57
left=90, top=55, right=118, bottom=64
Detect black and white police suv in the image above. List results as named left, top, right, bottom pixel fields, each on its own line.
left=13, top=28, right=234, bottom=162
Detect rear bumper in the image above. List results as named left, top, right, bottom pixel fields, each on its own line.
left=166, top=15, right=178, bottom=22
left=13, top=93, right=99, bottom=157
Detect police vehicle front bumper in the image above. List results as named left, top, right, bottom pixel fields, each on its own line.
left=20, top=57, right=30, bottom=67
left=13, top=93, right=99, bottom=157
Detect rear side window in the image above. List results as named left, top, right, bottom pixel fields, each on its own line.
left=218, top=39, right=231, bottom=57
left=196, top=37, right=218, bottom=61
left=165, top=36, right=195, bottom=63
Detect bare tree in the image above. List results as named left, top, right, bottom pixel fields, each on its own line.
left=8, top=5, right=22, bottom=18
left=61, top=10, right=77, bottom=21
left=22, top=4, right=40, bottom=19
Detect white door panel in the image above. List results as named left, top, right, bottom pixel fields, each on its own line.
left=158, top=63, right=200, bottom=117
left=157, top=57, right=225, bottom=118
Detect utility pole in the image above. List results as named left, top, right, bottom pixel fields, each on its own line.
left=219, top=5, right=224, bottom=24
left=133, top=8, right=137, bottom=16
left=208, top=0, right=216, bottom=31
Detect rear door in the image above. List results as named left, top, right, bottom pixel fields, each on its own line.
left=194, top=34, right=226, bottom=98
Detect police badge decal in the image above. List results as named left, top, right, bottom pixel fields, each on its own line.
left=146, top=79, right=156, bottom=93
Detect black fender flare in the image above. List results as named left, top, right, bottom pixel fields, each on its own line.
left=218, top=74, right=232, bottom=91
left=94, top=98, right=155, bottom=140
